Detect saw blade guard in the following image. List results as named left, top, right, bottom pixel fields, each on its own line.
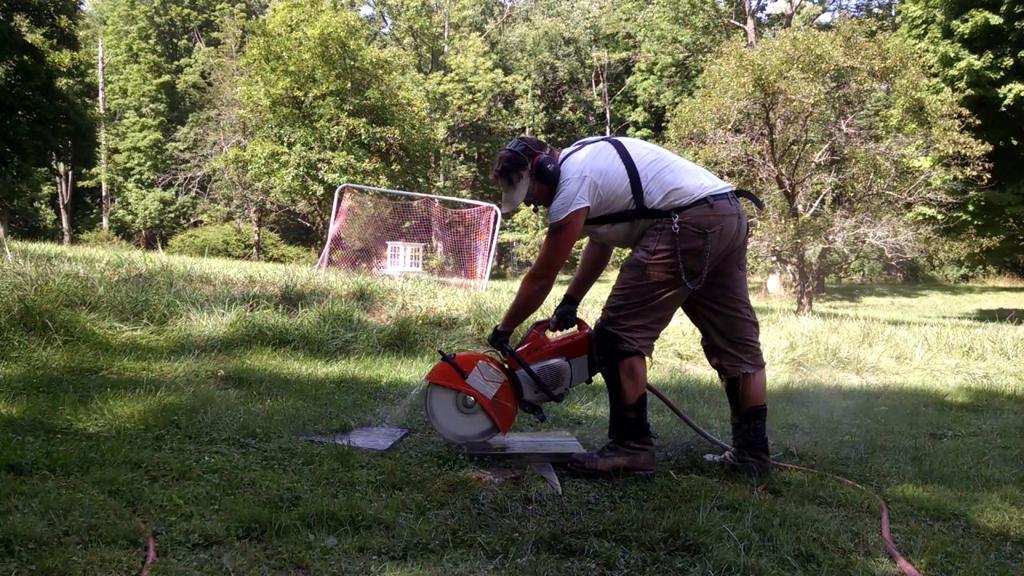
left=424, top=352, right=518, bottom=436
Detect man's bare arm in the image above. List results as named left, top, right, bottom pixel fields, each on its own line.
left=498, top=207, right=587, bottom=331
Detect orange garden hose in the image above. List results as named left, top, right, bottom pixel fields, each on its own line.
left=138, top=519, right=157, bottom=576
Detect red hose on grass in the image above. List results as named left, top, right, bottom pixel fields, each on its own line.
left=138, top=519, right=157, bottom=576
left=773, top=461, right=923, bottom=576
left=647, top=383, right=924, bottom=576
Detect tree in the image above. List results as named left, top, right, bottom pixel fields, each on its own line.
left=617, top=0, right=732, bottom=140
left=360, top=0, right=516, bottom=200
left=239, top=0, right=434, bottom=238
left=48, top=19, right=96, bottom=245
left=900, top=0, right=1024, bottom=272
left=94, top=0, right=245, bottom=246
left=425, top=31, right=513, bottom=197
left=172, top=6, right=269, bottom=257
left=96, top=33, right=111, bottom=231
left=0, top=0, right=84, bottom=241
left=668, top=23, right=988, bottom=313
left=496, top=0, right=630, bottom=145
left=97, top=0, right=185, bottom=245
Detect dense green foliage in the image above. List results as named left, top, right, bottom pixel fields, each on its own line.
left=167, top=223, right=312, bottom=263
left=1, top=242, right=1022, bottom=573
left=1, top=0, right=1021, bottom=279
left=239, top=0, right=434, bottom=237
left=899, top=0, right=1024, bottom=272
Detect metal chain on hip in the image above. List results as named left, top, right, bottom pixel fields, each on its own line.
left=672, top=213, right=712, bottom=291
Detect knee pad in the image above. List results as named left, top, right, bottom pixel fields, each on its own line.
left=593, top=320, right=646, bottom=403
left=592, top=320, right=643, bottom=374
left=593, top=320, right=650, bottom=440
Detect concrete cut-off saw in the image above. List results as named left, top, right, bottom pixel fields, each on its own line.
left=424, top=319, right=594, bottom=443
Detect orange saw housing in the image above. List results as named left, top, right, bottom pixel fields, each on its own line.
left=424, top=352, right=519, bottom=433
left=425, top=320, right=594, bottom=440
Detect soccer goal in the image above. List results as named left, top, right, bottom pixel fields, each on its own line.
left=316, top=184, right=502, bottom=289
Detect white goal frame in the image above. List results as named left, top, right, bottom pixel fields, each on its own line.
left=316, top=183, right=503, bottom=289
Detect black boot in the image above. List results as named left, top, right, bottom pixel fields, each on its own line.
left=712, top=377, right=771, bottom=478
left=724, top=376, right=743, bottom=446
left=619, top=393, right=653, bottom=441
left=728, top=404, right=771, bottom=477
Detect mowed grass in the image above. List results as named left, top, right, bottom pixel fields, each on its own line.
left=1, top=241, right=1021, bottom=576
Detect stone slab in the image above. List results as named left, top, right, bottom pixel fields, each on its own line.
left=530, top=462, right=563, bottom=495
left=302, top=427, right=409, bottom=451
left=462, top=431, right=585, bottom=462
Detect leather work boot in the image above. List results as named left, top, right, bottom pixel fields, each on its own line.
left=567, top=437, right=656, bottom=478
left=706, top=404, right=772, bottom=479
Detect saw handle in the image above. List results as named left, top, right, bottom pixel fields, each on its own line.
left=521, top=318, right=591, bottom=342
left=497, top=318, right=591, bottom=404
left=437, top=349, right=469, bottom=380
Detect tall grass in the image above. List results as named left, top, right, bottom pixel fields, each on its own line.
left=0, top=242, right=509, bottom=361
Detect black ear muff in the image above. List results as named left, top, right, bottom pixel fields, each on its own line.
left=531, top=153, right=560, bottom=189
left=505, top=138, right=560, bottom=189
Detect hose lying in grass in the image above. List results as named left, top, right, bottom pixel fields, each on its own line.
left=646, top=383, right=924, bottom=576
left=138, top=519, right=157, bottom=576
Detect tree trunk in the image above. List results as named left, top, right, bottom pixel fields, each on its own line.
left=813, top=246, right=831, bottom=294
left=0, top=207, right=10, bottom=262
left=783, top=0, right=796, bottom=28
left=54, top=154, right=75, bottom=246
left=251, top=204, right=263, bottom=261
left=442, top=0, right=451, bottom=55
left=602, top=50, right=611, bottom=136
left=794, top=253, right=814, bottom=314
left=743, top=0, right=757, bottom=48
left=814, top=271, right=826, bottom=294
left=525, top=85, right=533, bottom=136
left=98, top=35, right=111, bottom=231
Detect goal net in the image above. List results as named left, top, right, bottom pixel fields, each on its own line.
left=316, top=184, right=502, bottom=288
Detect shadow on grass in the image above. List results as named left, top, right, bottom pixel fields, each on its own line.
left=971, top=308, right=1024, bottom=324
left=820, top=282, right=1024, bottom=304
left=2, top=351, right=1022, bottom=575
left=801, top=309, right=949, bottom=328
left=771, top=304, right=1024, bottom=328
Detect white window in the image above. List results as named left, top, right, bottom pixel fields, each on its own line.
left=385, top=242, right=425, bottom=273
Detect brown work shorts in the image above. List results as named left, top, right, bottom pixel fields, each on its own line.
left=599, top=193, right=766, bottom=378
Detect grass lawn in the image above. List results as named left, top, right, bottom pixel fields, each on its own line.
left=1, top=241, right=1022, bottom=575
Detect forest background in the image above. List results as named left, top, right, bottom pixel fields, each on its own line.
left=2, top=0, right=1022, bottom=313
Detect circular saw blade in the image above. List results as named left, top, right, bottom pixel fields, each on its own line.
left=425, top=384, right=499, bottom=444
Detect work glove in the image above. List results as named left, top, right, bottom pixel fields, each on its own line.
left=487, top=325, right=513, bottom=352
left=549, top=294, right=580, bottom=331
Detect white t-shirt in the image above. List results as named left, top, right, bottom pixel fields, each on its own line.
left=548, top=137, right=733, bottom=226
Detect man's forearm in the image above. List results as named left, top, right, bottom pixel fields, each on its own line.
left=497, top=207, right=588, bottom=333
left=566, top=240, right=613, bottom=301
left=499, top=269, right=556, bottom=331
